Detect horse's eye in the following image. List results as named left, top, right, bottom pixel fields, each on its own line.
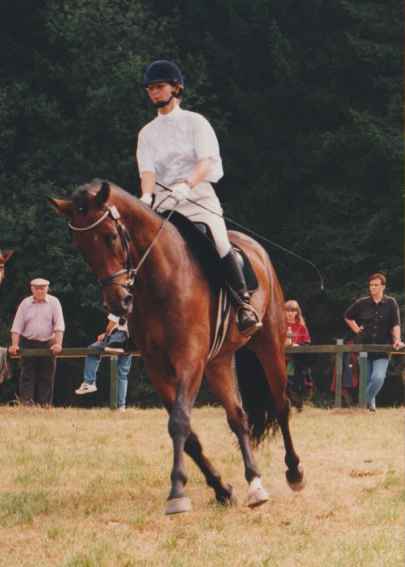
left=105, top=233, right=118, bottom=244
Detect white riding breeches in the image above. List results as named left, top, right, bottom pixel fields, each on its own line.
left=154, top=181, right=231, bottom=258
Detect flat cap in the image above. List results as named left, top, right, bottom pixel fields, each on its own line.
left=30, top=278, right=50, bottom=286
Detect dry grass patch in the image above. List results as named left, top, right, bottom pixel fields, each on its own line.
left=0, top=405, right=403, bottom=567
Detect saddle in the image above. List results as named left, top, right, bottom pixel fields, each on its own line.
left=160, top=210, right=258, bottom=293
left=160, top=210, right=260, bottom=358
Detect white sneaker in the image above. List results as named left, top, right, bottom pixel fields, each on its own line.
left=75, top=382, right=97, bottom=395
left=117, top=406, right=126, bottom=412
left=104, top=346, right=125, bottom=354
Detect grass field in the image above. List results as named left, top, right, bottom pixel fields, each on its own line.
left=0, top=405, right=403, bottom=567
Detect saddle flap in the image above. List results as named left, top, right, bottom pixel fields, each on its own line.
left=160, top=210, right=258, bottom=293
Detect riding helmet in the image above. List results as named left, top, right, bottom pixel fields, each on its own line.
left=141, top=60, right=184, bottom=88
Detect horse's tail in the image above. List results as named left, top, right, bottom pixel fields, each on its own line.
left=234, top=347, right=279, bottom=447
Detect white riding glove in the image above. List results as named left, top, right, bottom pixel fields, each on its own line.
left=170, top=181, right=191, bottom=204
left=140, top=193, right=153, bottom=206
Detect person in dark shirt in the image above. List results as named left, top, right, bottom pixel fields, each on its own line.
left=344, top=273, right=404, bottom=411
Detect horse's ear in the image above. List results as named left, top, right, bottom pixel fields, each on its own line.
left=46, top=196, right=74, bottom=218
left=95, top=181, right=110, bottom=208
left=2, top=250, right=13, bottom=263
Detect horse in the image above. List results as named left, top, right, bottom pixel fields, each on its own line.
left=47, top=179, right=305, bottom=514
left=0, top=249, right=13, bottom=286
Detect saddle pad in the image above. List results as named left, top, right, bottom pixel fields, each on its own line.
left=160, top=210, right=258, bottom=292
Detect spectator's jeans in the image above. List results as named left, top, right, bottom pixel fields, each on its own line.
left=366, top=358, right=389, bottom=409
left=84, top=335, right=132, bottom=408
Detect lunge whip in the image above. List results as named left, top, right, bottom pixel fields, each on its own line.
left=154, top=181, right=325, bottom=291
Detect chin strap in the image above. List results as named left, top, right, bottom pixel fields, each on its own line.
left=153, top=88, right=183, bottom=108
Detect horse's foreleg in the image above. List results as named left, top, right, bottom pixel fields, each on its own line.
left=166, top=379, right=194, bottom=514
left=184, top=429, right=237, bottom=505
left=205, top=360, right=270, bottom=508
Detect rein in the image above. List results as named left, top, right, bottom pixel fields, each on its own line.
left=68, top=203, right=177, bottom=289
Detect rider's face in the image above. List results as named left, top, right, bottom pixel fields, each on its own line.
left=146, top=82, right=179, bottom=109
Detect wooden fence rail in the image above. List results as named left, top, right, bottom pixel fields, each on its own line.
left=9, top=345, right=404, bottom=409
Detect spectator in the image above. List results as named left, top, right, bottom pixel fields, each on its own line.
left=285, top=300, right=313, bottom=409
left=285, top=300, right=311, bottom=346
left=75, top=314, right=132, bottom=411
left=9, top=278, right=65, bottom=406
left=344, top=273, right=404, bottom=412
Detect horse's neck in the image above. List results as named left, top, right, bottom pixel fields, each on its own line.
left=116, top=195, right=183, bottom=274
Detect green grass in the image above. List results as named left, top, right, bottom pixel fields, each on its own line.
left=0, top=405, right=403, bottom=567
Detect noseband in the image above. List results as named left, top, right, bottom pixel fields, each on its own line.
left=69, top=205, right=135, bottom=290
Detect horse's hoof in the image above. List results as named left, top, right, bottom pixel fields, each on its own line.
left=286, top=469, right=306, bottom=492
left=165, top=496, right=192, bottom=515
left=247, top=477, right=269, bottom=508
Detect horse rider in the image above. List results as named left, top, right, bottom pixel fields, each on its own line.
left=136, top=60, right=262, bottom=338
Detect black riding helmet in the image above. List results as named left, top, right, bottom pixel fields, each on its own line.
left=141, top=60, right=184, bottom=89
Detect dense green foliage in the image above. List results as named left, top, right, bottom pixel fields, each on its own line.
left=0, top=0, right=403, bottom=405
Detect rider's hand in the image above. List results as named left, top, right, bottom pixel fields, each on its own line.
left=9, top=345, right=19, bottom=355
left=140, top=193, right=153, bottom=206
left=170, top=182, right=191, bottom=204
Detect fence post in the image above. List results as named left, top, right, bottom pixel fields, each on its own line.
left=110, top=355, right=118, bottom=410
left=358, top=351, right=367, bottom=407
left=334, top=339, right=343, bottom=408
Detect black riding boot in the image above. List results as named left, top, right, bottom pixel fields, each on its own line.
left=221, top=248, right=263, bottom=338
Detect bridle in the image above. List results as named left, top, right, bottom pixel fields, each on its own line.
left=68, top=203, right=177, bottom=290
left=69, top=205, right=135, bottom=290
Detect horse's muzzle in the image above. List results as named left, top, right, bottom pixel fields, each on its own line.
left=104, top=291, right=133, bottom=317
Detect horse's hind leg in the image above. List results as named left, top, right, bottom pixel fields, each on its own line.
left=250, top=338, right=306, bottom=491
left=205, top=358, right=270, bottom=508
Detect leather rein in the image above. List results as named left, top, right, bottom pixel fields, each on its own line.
left=68, top=204, right=176, bottom=290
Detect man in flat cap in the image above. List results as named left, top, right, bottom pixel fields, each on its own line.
left=9, top=278, right=65, bottom=406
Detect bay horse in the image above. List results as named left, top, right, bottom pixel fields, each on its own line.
left=0, top=249, right=13, bottom=286
left=47, top=179, right=305, bottom=514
